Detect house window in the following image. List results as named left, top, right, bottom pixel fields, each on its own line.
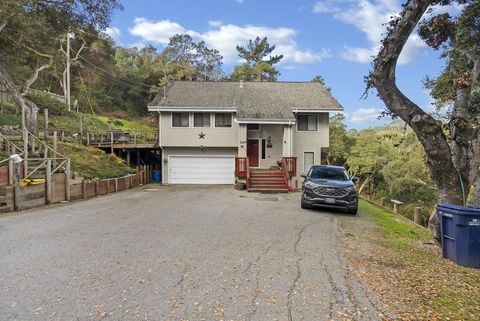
left=297, top=115, right=318, bottom=131
left=194, top=113, right=210, bottom=127
left=247, top=123, right=260, bottom=131
left=261, top=139, right=267, bottom=160
left=215, top=113, right=232, bottom=128
left=304, top=152, right=315, bottom=173
left=172, top=112, right=190, bottom=127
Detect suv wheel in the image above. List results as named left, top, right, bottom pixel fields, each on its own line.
left=348, top=207, right=358, bottom=215
left=301, top=195, right=310, bottom=209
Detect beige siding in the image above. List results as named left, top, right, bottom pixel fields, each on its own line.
left=162, top=147, right=238, bottom=184
left=160, top=112, right=238, bottom=147
left=247, top=124, right=283, bottom=169
left=291, top=113, right=329, bottom=187
left=158, top=111, right=331, bottom=187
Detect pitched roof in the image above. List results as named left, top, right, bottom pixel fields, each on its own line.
left=148, top=81, right=343, bottom=120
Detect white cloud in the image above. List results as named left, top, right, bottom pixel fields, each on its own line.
left=208, top=20, right=223, bottom=27
left=313, top=0, right=345, bottom=13
left=129, top=19, right=330, bottom=65
left=349, top=108, right=384, bottom=123
left=129, top=18, right=190, bottom=44
left=235, top=0, right=245, bottom=4
left=314, top=0, right=426, bottom=65
left=104, top=26, right=121, bottom=43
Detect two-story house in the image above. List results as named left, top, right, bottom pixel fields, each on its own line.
left=147, top=81, right=343, bottom=191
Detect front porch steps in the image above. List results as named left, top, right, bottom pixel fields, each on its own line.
left=248, top=169, right=288, bottom=193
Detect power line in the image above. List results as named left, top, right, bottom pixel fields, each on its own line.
left=70, top=47, right=153, bottom=88
left=80, top=63, right=152, bottom=90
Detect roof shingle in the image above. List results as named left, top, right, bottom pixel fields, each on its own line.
left=148, top=81, right=343, bottom=120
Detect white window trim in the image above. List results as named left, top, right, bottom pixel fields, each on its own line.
left=171, top=112, right=191, bottom=128
left=193, top=112, right=212, bottom=128
left=303, top=151, right=316, bottom=174
left=296, top=114, right=319, bottom=133
left=214, top=112, right=233, bottom=128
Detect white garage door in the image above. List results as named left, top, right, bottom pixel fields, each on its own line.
left=169, top=155, right=235, bottom=184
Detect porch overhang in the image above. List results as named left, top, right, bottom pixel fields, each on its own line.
left=291, top=108, right=343, bottom=113
left=235, top=118, right=296, bottom=125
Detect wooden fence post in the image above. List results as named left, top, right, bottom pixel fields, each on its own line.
left=414, top=207, right=422, bottom=225
left=46, top=159, right=52, bottom=204
left=110, top=131, right=114, bottom=154
left=82, top=180, right=87, bottom=200
left=114, top=178, right=118, bottom=192
left=393, top=203, right=399, bottom=214
left=79, top=116, right=83, bottom=138
left=129, top=175, right=133, bottom=188
left=13, top=161, right=20, bottom=211
left=95, top=181, right=99, bottom=196
left=52, top=131, right=57, bottom=167
left=380, top=197, right=386, bottom=207
left=65, top=158, right=71, bottom=201
left=8, top=158, right=13, bottom=185
left=106, top=179, right=110, bottom=194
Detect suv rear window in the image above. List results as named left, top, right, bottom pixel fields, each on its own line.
left=309, top=167, right=349, bottom=181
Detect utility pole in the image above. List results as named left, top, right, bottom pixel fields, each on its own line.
left=66, top=30, right=75, bottom=111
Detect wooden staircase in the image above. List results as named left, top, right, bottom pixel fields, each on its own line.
left=248, top=169, right=289, bottom=193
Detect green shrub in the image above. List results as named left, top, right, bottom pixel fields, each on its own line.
left=25, top=91, right=68, bottom=116
left=58, top=142, right=133, bottom=179
left=0, top=113, right=21, bottom=126
left=0, top=101, right=19, bottom=114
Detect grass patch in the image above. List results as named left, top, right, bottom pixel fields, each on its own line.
left=44, top=112, right=155, bottom=133
left=354, top=199, right=480, bottom=320
left=360, top=200, right=430, bottom=249
left=58, top=142, right=132, bottom=180
left=0, top=113, right=21, bottom=126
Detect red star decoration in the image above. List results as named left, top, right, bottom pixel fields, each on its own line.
left=198, top=132, right=206, bottom=139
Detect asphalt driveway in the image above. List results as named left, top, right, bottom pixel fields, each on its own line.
left=0, top=185, right=388, bottom=321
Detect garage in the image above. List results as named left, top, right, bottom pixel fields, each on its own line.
left=168, top=155, right=235, bottom=184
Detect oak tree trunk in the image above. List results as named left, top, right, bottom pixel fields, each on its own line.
left=0, top=62, right=39, bottom=134
left=367, top=0, right=480, bottom=240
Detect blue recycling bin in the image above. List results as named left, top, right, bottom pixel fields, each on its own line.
left=436, top=204, right=480, bottom=268
left=152, top=170, right=162, bottom=183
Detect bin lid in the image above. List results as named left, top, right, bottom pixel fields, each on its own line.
left=437, top=204, right=480, bottom=215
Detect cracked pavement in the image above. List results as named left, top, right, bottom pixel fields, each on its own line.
left=0, top=185, right=391, bottom=320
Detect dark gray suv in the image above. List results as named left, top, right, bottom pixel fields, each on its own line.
left=301, top=165, right=358, bottom=214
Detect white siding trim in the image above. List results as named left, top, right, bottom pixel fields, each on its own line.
left=236, top=119, right=295, bottom=125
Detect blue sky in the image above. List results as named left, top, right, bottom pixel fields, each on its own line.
left=105, top=0, right=455, bottom=129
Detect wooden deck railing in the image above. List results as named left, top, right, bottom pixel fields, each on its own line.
left=84, top=130, right=158, bottom=146
left=41, top=128, right=158, bottom=148
left=246, top=158, right=251, bottom=190
left=281, top=157, right=290, bottom=187
left=282, top=157, right=297, bottom=178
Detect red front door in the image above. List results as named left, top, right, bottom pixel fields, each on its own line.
left=247, top=139, right=259, bottom=167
